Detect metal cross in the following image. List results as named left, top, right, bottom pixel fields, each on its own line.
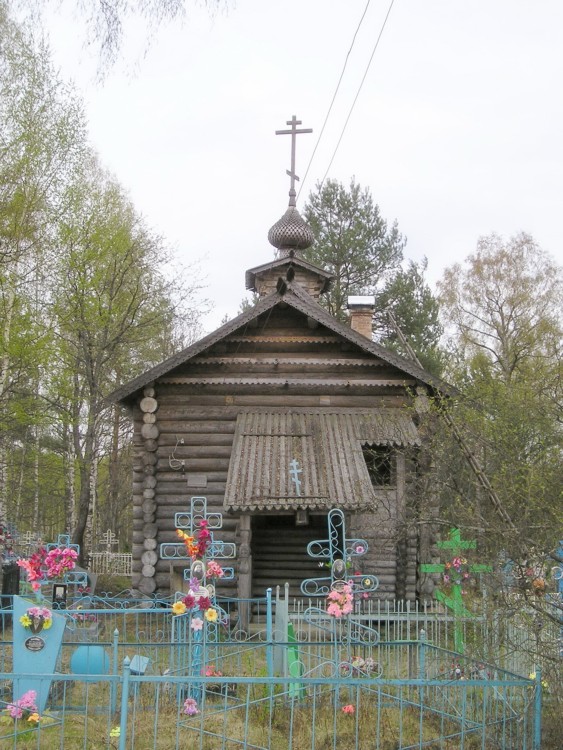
left=289, top=458, right=302, bottom=496
left=159, top=496, right=236, bottom=577
left=420, top=528, right=491, bottom=653
left=99, top=529, right=118, bottom=551
left=275, top=115, right=312, bottom=206
left=301, top=508, right=378, bottom=596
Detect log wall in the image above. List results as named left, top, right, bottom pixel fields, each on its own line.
left=129, top=304, right=430, bottom=600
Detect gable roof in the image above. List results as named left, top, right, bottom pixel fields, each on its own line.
left=107, top=279, right=452, bottom=404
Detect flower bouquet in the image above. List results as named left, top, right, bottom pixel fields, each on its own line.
left=1, top=690, right=41, bottom=738
left=326, top=582, right=354, bottom=618
left=19, top=606, right=53, bottom=634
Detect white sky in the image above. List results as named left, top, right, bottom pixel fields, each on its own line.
left=38, top=0, right=563, bottom=331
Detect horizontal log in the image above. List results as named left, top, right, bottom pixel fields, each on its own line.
left=143, top=523, right=158, bottom=538
left=140, top=396, right=158, bottom=413
left=158, top=458, right=230, bottom=471
left=143, top=488, right=156, bottom=500
left=154, top=471, right=227, bottom=483
left=143, top=412, right=157, bottom=424
left=155, top=572, right=171, bottom=588
left=143, top=512, right=156, bottom=523
left=138, top=576, right=156, bottom=595
left=143, top=386, right=155, bottom=398
left=157, top=433, right=234, bottom=446
left=141, top=423, right=160, bottom=440
left=144, top=439, right=159, bottom=452
left=152, top=493, right=227, bottom=506
left=143, top=538, right=158, bottom=551
left=142, top=500, right=157, bottom=514
left=142, top=564, right=156, bottom=578
left=156, top=445, right=232, bottom=459
left=141, top=550, right=158, bottom=566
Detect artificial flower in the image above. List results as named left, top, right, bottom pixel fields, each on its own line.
left=342, top=704, right=355, bottom=714
left=19, top=615, right=32, bottom=628
left=191, top=617, right=204, bottom=631
left=27, top=713, right=40, bottom=724
left=204, top=608, right=218, bottom=622
left=171, top=601, right=187, bottom=616
left=183, top=697, right=199, bottom=716
left=206, top=560, right=224, bottom=578
left=197, top=595, right=212, bottom=611
left=182, top=594, right=196, bottom=609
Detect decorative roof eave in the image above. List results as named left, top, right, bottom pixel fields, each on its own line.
left=245, top=254, right=333, bottom=293
left=107, top=281, right=454, bottom=404
left=157, top=377, right=415, bottom=388
left=283, top=282, right=454, bottom=396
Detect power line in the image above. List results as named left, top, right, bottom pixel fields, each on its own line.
left=297, top=0, right=372, bottom=202
left=318, top=0, right=396, bottom=192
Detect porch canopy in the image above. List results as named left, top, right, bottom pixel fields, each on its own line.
left=224, top=409, right=420, bottom=512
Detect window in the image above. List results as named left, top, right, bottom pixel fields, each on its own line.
left=362, top=443, right=394, bottom=487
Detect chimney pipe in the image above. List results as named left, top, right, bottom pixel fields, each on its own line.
left=347, top=296, right=375, bottom=339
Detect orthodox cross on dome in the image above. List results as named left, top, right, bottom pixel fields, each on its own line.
left=275, top=115, right=312, bottom=207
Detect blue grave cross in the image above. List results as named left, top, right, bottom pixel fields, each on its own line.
left=40, top=534, right=88, bottom=588
left=300, top=508, right=378, bottom=597
left=160, top=496, right=236, bottom=580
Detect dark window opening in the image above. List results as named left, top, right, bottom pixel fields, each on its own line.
left=362, top=443, right=394, bottom=487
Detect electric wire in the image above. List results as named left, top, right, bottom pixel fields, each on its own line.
left=318, top=0, right=395, bottom=192
left=297, top=0, right=372, bottom=202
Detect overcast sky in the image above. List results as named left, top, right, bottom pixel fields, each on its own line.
left=40, top=0, right=563, bottom=331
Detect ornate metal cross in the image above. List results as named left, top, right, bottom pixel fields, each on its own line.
left=420, top=527, right=491, bottom=653
left=275, top=115, right=312, bottom=206
left=160, top=497, right=236, bottom=580
left=301, top=508, right=378, bottom=596
left=99, top=529, right=118, bottom=552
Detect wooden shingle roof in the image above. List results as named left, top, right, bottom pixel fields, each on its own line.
left=107, top=280, right=452, bottom=404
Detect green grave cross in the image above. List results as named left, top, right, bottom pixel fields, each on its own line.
left=420, top=528, right=491, bottom=653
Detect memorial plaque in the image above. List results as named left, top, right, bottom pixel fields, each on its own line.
left=25, top=636, right=45, bottom=652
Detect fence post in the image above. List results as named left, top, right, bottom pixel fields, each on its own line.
left=118, top=657, right=131, bottom=750
left=266, top=587, right=273, bottom=678
left=111, top=628, right=119, bottom=715
left=533, top=666, right=542, bottom=750
left=418, top=629, right=426, bottom=680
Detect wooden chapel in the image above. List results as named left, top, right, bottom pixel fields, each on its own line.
left=109, top=122, right=450, bottom=603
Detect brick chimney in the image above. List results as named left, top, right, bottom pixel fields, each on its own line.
left=347, top=296, right=375, bottom=339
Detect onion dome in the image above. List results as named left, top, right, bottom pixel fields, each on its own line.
left=268, top=205, right=315, bottom=257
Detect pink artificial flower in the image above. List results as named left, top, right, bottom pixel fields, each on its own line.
left=191, top=617, right=204, bottom=631
left=206, top=560, right=224, bottom=578
left=327, top=602, right=343, bottom=618
left=342, top=704, right=355, bottom=714
left=183, top=697, right=199, bottom=716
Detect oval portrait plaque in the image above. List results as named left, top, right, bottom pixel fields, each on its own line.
left=25, top=636, right=46, bottom=652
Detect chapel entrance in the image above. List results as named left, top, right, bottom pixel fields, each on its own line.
left=251, top=514, right=327, bottom=598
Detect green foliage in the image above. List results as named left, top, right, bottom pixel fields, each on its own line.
left=0, top=5, right=206, bottom=552
left=302, top=178, right=404, bottom=321
left=374, top=258, right=444, bottom=375
left=431, top=232, right=562, bottom=562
